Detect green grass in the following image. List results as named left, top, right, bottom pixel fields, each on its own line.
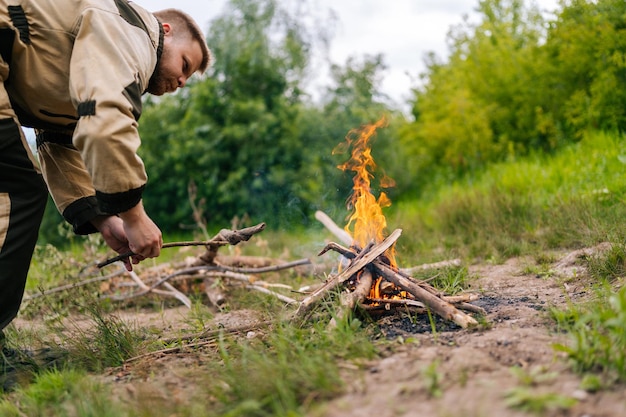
left=0, top=368, right=124, bottom=417
left=391, top=130, right=626, bottom=262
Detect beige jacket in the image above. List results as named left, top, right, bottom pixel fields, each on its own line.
left=0, top=0, right=162, bottom=233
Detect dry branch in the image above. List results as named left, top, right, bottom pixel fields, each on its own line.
left=24, top=264, right=127, bottom=301
left=97, top=223, right=267, bottom=268
left=315, top=211, right=352, bottom=245
left=292, top=229, right=402, bottom=322
left=372, top=261, right=478, bottom=328
left=328, top=268, right=374, bottom=329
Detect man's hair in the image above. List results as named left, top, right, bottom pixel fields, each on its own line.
left=153, top=9, right=212, bottom=73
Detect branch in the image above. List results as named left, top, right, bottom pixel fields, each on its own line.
left=292, top=229, right=402, bottom=322
left=97, top=223, right=267, bottom=268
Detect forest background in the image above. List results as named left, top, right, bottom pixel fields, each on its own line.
left=37, top=0, right=626, bottom=248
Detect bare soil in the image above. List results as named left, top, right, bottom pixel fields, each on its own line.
left=11, top=245, right=626, bottom=416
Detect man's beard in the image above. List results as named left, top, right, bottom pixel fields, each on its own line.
left=147, top=65, right=168, bottom=96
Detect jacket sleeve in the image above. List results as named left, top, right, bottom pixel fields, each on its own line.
left=66, top=6, right=157, bottom=215
left=37, top=137, right=103, bottom=235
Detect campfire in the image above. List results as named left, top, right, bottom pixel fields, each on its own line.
left=293, top=117, right=482, bottom=329
left=74, top=118, right=483, bottom=332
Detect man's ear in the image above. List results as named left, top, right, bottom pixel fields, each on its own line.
left=162, top=22, right=172, bottom=35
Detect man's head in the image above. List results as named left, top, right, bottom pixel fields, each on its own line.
left=147, top=9, right=212, bottom=96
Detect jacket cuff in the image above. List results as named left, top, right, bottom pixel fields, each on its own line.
left=96, top=185, right=145, bottom=215
left=62, top=196, right=104, bottom=235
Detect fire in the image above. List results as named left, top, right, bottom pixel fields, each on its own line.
left=333, top=116, right=397, bottom=299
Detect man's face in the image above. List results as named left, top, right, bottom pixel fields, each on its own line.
left=147, top=23, right=204, bottom=96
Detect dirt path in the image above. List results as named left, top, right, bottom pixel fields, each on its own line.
left=313, top=249, right=626, bottom=417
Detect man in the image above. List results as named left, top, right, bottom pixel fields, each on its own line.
left=0, top=0, right=211, bottom=335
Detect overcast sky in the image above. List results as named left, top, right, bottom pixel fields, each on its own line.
left=142, top=0, right=560, bottom=110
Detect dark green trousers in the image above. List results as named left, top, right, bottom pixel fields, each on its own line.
left=0, top=118, right=48, bottom=330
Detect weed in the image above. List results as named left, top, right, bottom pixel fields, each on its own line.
left=412, top=266, right=471, bottom=295
left=422, top=360, right=443, bottom=398
left=586, top=242, right=626, bottom=282
left=62, top=303, right=143, bottom=371
left=200, top=320, right=376, bottom=416
left=0, top=368, right=125, bottom=416
left=504, top=386, right=577, bottom=415
left=551, top=284, right=626, bottom=384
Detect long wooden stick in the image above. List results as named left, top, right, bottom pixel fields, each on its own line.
left=315, top=211, right=353, bottom=245
left=97, top=223, right=266, bottom=268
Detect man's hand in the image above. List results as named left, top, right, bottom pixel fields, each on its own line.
left=92, top=201, right=162, bottom=271
left=118, top=201, right=163, bottom=260
left=91, top=215, right=135, bottom=270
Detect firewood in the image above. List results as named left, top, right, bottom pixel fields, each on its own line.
left=328, top=268, right=374, bottom=329
left=204, top=278, right=226, bottom=308
left=315, top=211, right=352, bottom=245
left=292, top=229, right=402, bottom=322
left=372, top=261, right=478, bottom=328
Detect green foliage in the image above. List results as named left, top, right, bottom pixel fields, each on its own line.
left=197, top=320, right=376, bottom=417
left=391, top=130, right=626, bottom=261
left=395, top=0, right=626, bottom=198
left=0, top=368, right=123, bottom=417
left=140, top=0, right=317, bottom=231
left=544, top=0, right=626, bottom=135
left=398, top=0, right=549, bottom=196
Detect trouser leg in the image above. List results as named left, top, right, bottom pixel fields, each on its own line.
left=0, top=118, right=48, bottom=331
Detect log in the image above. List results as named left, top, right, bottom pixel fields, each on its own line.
left=292, top=229, right=402, bottom=322
left=315, top=211, right=353, bottom=245
left=328, top=268, right=374, bottom=329
left=204, top=278, right=226, bottom=308
left=372, top=261, right=478, bottom=328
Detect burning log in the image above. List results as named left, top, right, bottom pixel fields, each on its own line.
left=292, top=229, right=402, bottom=322
left=292, top=231, right=480, bottom=328
left=328, top=268, right=374, bottom=329
left=371, top=261, right=478, bottom=328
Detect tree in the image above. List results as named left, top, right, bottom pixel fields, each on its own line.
left=140, top=0, right=321, bottom=231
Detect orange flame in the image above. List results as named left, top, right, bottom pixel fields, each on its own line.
left=333, top=116, right=396, bottom=298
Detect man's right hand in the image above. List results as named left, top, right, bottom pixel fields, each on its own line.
left=118, top=201, right=163, bottom=261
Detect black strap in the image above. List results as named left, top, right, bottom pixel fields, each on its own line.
left=8, top=5, right=29, bottom=44
left=35, top=131, right=73, bottom=147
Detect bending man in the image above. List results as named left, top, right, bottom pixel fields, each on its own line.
left=0, top=0, right=211, bottom=332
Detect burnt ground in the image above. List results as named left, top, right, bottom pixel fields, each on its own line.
left=9, top=245, right=626, bottom=416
